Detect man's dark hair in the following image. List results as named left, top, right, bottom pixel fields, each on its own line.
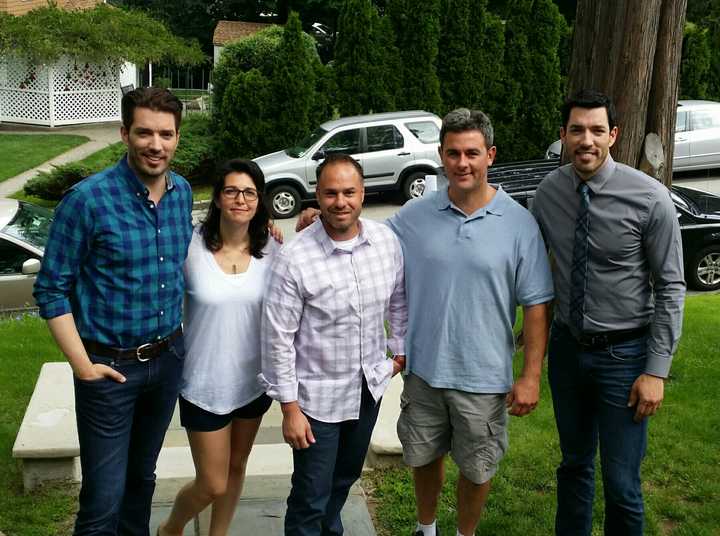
left=315, top=153, right=364, bottom=185
left=121, top=87, right=183, bottom=131
left=201, top=159, right=270, bottom=258
left=562, top=89, right=617, bottom=130
left=440, top=108, right=494, bottom=147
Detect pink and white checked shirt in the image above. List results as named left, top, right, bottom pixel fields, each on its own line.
left=259, top=218, right=407, bottom=423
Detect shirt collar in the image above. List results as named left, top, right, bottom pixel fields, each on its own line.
left=434, top=185, right=507, bottom=218
left=311, top=217, right=372, bottom=257
left=568, top=154, right=616, bottom=195
left=119, top=155, right=174, bottom=198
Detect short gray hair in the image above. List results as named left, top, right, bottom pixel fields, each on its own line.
left=440, top=108, right=494, bottom=148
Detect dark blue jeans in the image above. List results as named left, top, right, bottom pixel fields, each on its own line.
left=548, top=323, right=648, bottom=536
left=285, top=379, right=381, bottom=536
left=73, top=336, right=184, bottom=536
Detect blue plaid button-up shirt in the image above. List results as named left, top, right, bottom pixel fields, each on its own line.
left=34, top=156, right=194, bottom=347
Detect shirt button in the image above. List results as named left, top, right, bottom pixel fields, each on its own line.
left=160, top=256, right=164, bottom=262
left=157, top=335, right=162, bottom=340
left=161, top=284, right=165, bottom=289
left=160, top=310, right=164, bottom=316
left=157, top=229, right=161, bottom=234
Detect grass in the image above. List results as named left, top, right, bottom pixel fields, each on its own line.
left=0, top=134, right=89, bottom=183
left=0, top=314, right=75, bottom=536
left=1, top=298, right=717, bottom=535
left=365, top=293, right=720, bottom=536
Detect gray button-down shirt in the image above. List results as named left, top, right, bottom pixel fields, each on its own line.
left=532, top=156, right=685, bottom=377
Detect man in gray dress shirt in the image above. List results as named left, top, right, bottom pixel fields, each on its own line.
left=532, top=89, right=685, bottom=536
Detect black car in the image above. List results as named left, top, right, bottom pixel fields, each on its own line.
left=479, top=158, right=720, bottom=292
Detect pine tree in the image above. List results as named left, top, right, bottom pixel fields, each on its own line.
left=437, top=0, right=471, bottom=112
left=389, top=0, right=443, bottom=112
left=272, top=11, right=315, bottom=147
left=500, top=0, right=565, bottom=161
left=334, top=0, right=375, bottom=115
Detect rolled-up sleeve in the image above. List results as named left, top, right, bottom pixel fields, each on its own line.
left=515, top=218, right=554, bottom=306
left=643, top=188, right=686, bottom=377
left=259, top=250, right=305, bottom=402
left=33, top=190, right=92, bottom=319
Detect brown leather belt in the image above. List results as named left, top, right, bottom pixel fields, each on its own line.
left=82, top=327, right=182, bottom=362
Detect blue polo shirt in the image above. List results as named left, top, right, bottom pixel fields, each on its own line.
left=386, top=187, right=553, bottom=393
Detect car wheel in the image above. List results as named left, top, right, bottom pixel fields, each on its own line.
left=268, top=185, right=301, bottom=219
left=689, top=245, right=720, bottom=291
left=402, top=172, right=426, bottom=201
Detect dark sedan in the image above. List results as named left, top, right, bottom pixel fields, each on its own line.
left=671, top=185, right=720, bottom=291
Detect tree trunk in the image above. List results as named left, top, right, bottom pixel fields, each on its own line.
left=567, top=0, right=687, bottom=186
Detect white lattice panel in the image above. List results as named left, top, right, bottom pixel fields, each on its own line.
left=53, top=91, right=120, bottom=123
left=52, top=57, right=119, bottom=93
left=0, top=56, right=122, bottom=126
left=1, top=56, right=49, bottom=92
left=1, top=89, right=50, bottom=123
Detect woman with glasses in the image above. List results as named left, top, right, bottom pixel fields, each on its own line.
left=159, top=159, right=277, bottom=536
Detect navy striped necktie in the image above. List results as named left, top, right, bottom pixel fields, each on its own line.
left=569, top=182, right=591, bottom=334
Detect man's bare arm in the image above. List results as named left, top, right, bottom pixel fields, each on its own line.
left=506, top=303, right=549, bottom=416
left=295, top=208, right=321, bottom=232
left=47, top=314, right=125, bottom=383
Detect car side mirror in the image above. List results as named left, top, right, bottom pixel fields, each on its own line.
left=312, top=150, right=326, bottom=161
left=22, top=258, right=41, bottom=275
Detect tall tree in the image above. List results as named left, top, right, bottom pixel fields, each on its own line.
left=437, top=0, right=471, bottom=112
left=334, top=0, right=393, bottom=115
left=388, top=0, right=443, bottom=112
left=272, top=11, right=315, bottom=147
left=680, top=22, right=711, bottom=99
left=501, top=0, right=566, bottom=161
left=567, top=0, right=688, bottom=185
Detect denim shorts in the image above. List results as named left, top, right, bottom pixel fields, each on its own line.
left=396, top=374, right=508, bottom=484
left=179, top=393, right=273, bottom=432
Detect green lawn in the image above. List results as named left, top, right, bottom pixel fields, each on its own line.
left=0, top=134, right=89, bottom=183
left=366, top=294, right=720, bottom=536
left=0, top=315, right=74, bottom=536
left=1, top=297, right=717, bottom=535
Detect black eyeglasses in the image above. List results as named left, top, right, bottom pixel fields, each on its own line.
left=221, top=187, right=259, bottom=202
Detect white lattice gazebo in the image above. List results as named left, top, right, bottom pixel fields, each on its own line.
left=0, top=55, right=137, bottom=126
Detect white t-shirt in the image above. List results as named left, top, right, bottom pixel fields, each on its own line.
left=181, top=227, right=278, bottom=414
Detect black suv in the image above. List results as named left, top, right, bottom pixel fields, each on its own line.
left=480, top=158, right=720, bottom=292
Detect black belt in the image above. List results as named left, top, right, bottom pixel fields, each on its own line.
left=570, top=325, right=649, bottom=350
left=82, top=327, right=182, bottom=362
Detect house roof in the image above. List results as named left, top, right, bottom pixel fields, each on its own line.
left=212, top=21, right=275, bottom=46
left=0, top=0, right=103, bottom=16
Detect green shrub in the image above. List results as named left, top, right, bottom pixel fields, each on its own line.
left=23, top=162, right=93, bottom=201
left=174, top=114, right=217, bottom=181
left=680, top=22, right=712, bottom=99
left=153, top=76, right=171, bottom=89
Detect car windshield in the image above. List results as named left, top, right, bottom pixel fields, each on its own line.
left=673, top=187, right=720, bottom=216
left=286, top=127, right=328, bottom=158
left=2, top=202, right=53, bottom=250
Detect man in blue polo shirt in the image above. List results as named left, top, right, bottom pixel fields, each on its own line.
left=389, top=109, right=554, bottom=536
left=34, top=87, right=193, bottom=535
left=296, top=108, right=554, bottom=536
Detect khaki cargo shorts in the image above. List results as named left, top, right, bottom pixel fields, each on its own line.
left=396, top=373, right=508, bottom=484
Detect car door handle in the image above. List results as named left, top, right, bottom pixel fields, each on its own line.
left=676, top=136, right=687, bottom=142
left=397, top=152, right=411, bottom=156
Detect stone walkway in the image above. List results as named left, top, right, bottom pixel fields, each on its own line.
left=0, top=122, right=120, bottom=197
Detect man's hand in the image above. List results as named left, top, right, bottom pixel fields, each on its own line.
left=268, top=222, right=284, bottom=244
left=628, top=373, right=664, bottom=423
left=75, top=362, right=126, bottom=383
left=506, top=375, right=540, bottom=416
left=392, top=355, right=406, bottom=376
left=281, top=402, right=316, bottom=449
left=295, top=208, right=321, bottom=232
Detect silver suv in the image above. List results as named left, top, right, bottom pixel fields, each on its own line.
left=253, top=110, right=442, bottom=218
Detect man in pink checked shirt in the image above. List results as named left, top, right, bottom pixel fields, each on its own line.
left=259, top=153, right=408, bottom=536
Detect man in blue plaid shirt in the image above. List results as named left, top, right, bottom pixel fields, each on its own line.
left=34, top=87, right=193, bottom=535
